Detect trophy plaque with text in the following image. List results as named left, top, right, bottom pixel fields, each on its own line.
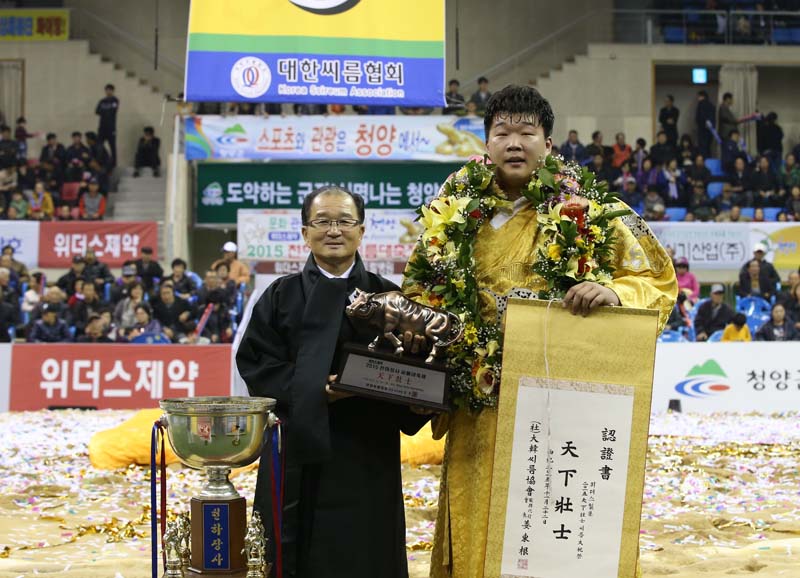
left=334, top=290, right=463, bottom=411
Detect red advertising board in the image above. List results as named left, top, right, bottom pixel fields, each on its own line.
left=9, top=344, right=232, bottom=410
left=38, top=221, right=159, bottom=267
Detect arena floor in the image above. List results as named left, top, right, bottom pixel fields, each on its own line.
left=1, top=410, right=800, bottom=577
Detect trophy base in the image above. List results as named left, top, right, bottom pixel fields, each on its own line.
left=333, top=343, right=450, bottom=411
left=189, top=496, right=247, bottom=575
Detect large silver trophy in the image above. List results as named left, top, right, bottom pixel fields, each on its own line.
left=159, top=396, right=277, bottom=576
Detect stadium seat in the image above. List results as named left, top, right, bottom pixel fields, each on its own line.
left=792, top=28, right=800, bottom=44
left=736, top=295, right=772, bottom=316
left=658, top=330, right=686, bottom=343
left=772, top=28, right=794, bottom=45
left=130, top=332, right=171, bottom=344
left=60, top=182, right=81, bottom=204
left=663, top=26, right=686, bottom=43
left=747, top=314, right=769, bottom=337
left=707, top=182, right=724, bottom=199
left=689, top=298, right=709, bottom=323
left=707, top=330, right=724, bottom=342
left=763, top=207, right=781, bottom=221
left=186, top=270, right=202, bottom=290
left=740, top=207, right=755, bottom=219
left=704, top=158, right=723, bottom=176
left=666, top=207, right=687, bottom=221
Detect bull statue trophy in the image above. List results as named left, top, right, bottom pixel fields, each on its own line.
left=333, top=290, right=463, bottom=410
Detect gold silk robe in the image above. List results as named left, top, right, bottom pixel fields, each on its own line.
left=403, top=201, right=678, bottom=578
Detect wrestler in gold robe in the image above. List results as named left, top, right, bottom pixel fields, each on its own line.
left=403, top=200, right=678, bottom=578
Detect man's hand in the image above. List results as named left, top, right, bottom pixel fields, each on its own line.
left=696, top=332, right=708, bottom=342
left=179, top=311, right=190, bottom=322
left=325, top=374, right=353, bottom=403
left=562, top=282, right=620, bottom=317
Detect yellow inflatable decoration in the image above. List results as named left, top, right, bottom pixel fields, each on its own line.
left=90, top=411, right=445, bottom=470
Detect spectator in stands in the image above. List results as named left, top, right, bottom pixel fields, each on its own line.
left=636, top=157, right=660, bottom=194
left=687, top=154, right=712, bottom=190
left=620, top=177, right=642, bottom=209
left=85, top=131, right=111, bottom=191
left=215, top=262, right=238, bottom=307
left=721, top=313, right=751, bottom=342
left=0, top=266, right=18, bottom=307
left=29, top=286, right=67, bottom=326
left=751, top=156, right=780, bottom=207
left=666, top=292, right=691, bottom=332
left=695, top=90, right=716, bottom=158
left=79, top=178, right=106, bottom=220
left=728, top=156, right=753, bottom=206
left=0, top=192, right=5, bottom=218
left=2, top=245, right=29, bottom=283
left=784, top=284, right=800, bottom=334
left=738, top=258, right=776, bottom=302
left=153, top=282, right=194, bottom=343
left=585, top=131, right=610, bottom=162
left=755, top=303, right=798, bottom=341
left=688, top=182, right=715, bottom=221
left=96, top=83, right=119, bottom=167
left=76, top=313, right=113, bottom=343
left=0, top=125, right=17, bottom=170
left=721, top=131, right=744, bottom=176
left=165, top=258, right=196, bottom=300
left=0, top=299, right=16, bottom=342
left=661, top=158, right=687, bottom=206
left=22, top=271, right=42, bottom=314
left=28, top=302, right=71, bottom=343
left=776, top=210, right=789, bottom=222
left=110, top=263, right=138, bottom=304
left=694, top=284, right=734, bottom=341
left=27, top=181, right=55, bottom=220
left=68, top=281, right=104, bottom=337
left=786, top=185, right=800, bottom=218
left=715, top=184, right=744, bottom=219
left=757, top=112, right=783, bottom=169
left=293, top=103, right=328, bottom=115
left=126, top=303, right=162, bottom=339
left=133, top=127, right=161, bottom=178
left=114, top=281, right=145, bottom=339
left=753, top=207, right=766, bottom=222
left=0, top=164, right=16, bottom=207
left=57, top=256, right=87, bottom=297
left=443, top=79, right=465, bottom=115
left=649, top=131, right=677, bottom=168
left=132, top=246, right=163, bottom=293
left=632, top=138, right=648, bottom=172
left=745, top=241, right=781, bottom=289
left=677, top=135, right=698, bottom=168
left=589, top=153, right=616, bottom=186
left=196, top=269, right=222, bottom=308
left=195, top=288, right=232, bottom=344
left=56, top=204, right=75, bottom=221
left=0, top=255, right=19, bottom=289
left=9, top=191, right=28, bottom=219
left=780, top=154, right=800, bottom=193
left=613, top=160, right=635, bottom=192
left=611, top=133, right=632, bottom=169
left=659, top=95, right=680, bottom=146
left=683, top=211, right=696, bottom=222
left=643, top=189, right=666, bottom=221
left=469, top=77, right=492, bottom=116
left=776, top=271, right=800, bottom=307
left=560, top=130, right=586, bottom=163
left=674, top=257, right=699, bottom=302
left=14, top=117, right=36, bottom=161
left=65, top=132, right=91, bottom=182
left=211, top=241, right=251, bottom=285
left=83, top=248, right=114, bottom=293
left=718, top=93, right=739, bottom=140
left=38, top=132, right=66, bottom=187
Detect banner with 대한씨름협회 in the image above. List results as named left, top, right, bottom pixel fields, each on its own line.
left=184, top=0, right=445, bottom=107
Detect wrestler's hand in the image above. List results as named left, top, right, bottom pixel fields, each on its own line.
left=325, top=374, right=353, bottom=403
left=401, top=330, right=428, bottom=355
left=562, top=282, right=620, bottom=317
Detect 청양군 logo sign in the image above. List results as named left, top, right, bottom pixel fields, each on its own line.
left=289, top=0, right=361, bottom=14
left=201, top=182, right=225, bottom=206
left=674, top=359, right=731, bottom=398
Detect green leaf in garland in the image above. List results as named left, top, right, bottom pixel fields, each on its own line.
left=539, top=167, right=555, bottom=189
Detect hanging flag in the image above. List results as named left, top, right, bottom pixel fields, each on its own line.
left=185, top=0, right=445, bottom=107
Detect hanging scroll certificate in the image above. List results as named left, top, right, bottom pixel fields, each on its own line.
left=484, top=299, right=659, bottom=578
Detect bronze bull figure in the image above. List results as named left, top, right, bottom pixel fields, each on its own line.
left=345, top=290, right=463, bottom=364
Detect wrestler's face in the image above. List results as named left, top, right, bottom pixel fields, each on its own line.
left=486, top=114, right=552, bottom=192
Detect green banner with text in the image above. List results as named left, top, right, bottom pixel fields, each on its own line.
left=195, top=162, right=461, bottom=224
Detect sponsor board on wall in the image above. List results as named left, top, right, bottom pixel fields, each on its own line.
left=651, top=342, right=800, bottom=413
left=0, top=344, right=11, bottom=412
left=0, top=9, right=69, bottom=41
left=9, top=344, right=232, bottom=411
left=185, top=115, right=485, bottom=161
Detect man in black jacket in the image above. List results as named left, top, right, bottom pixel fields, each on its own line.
left=57, top=256, right=88, bottom=297
left=695, top=90, right=716, bottom=158
left=133, top=246, right=164, bottom=294
left=96, top=84, right=119, bottom=167
left=694, top=284, right=735, bottom=341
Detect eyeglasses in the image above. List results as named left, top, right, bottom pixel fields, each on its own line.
left=307, top=218, right=361, bottom=230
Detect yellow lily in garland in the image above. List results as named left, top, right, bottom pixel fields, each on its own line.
left=420, top=196, right=472, bottom=242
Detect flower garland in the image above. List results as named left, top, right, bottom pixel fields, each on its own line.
left=404, top=154, right=629, bottom=411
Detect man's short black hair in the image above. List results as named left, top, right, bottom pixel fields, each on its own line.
left=0, top=125, right=9, bottom=133
left=16, top=116, right=25, bottom=124
left=141, top=246, right=153, bottom=254
left=483, top=85, right=554, bottom=140
left=733, top=312, right=746, bottom=327
left=301, top=186, right=365, bottom=226
left=1, top=245, right=12, bottom=254
left=105, top=83, right=115, bottom=91
left=46, top=132, right=57, bottom=140
left=171, top=258, right=187, bottom=269
left=666, top=94, right=674, bottom=102
left=698, top=90, right=709, bottom=99
left=637, top=137, right=647, bottom=147
left=591, top=130, right=601, bottom=141
left=478, top=76, right=489, bottom=84
left=657, top=130, right=666, bottom=137
left=144, top=126, right=155, bottom=135
left=85, top=131, right=97, bottom=141
left=569, top=129, right=578, bottom=135
left=71, top=131, right=82, bottom=138
left=448, top=78, right=460, bottom=87
left=730, top=129, right=740, bottom=137
left=723, top=92, right=733, bottom=101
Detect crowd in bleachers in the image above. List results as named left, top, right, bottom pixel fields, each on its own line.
left=555, top=91, right=800, bottom=223
left=0, top=242, right=250, bottom=345
left=661, top=244, right=800, bottom=342
left=0, top=84, right=162, bottom=221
